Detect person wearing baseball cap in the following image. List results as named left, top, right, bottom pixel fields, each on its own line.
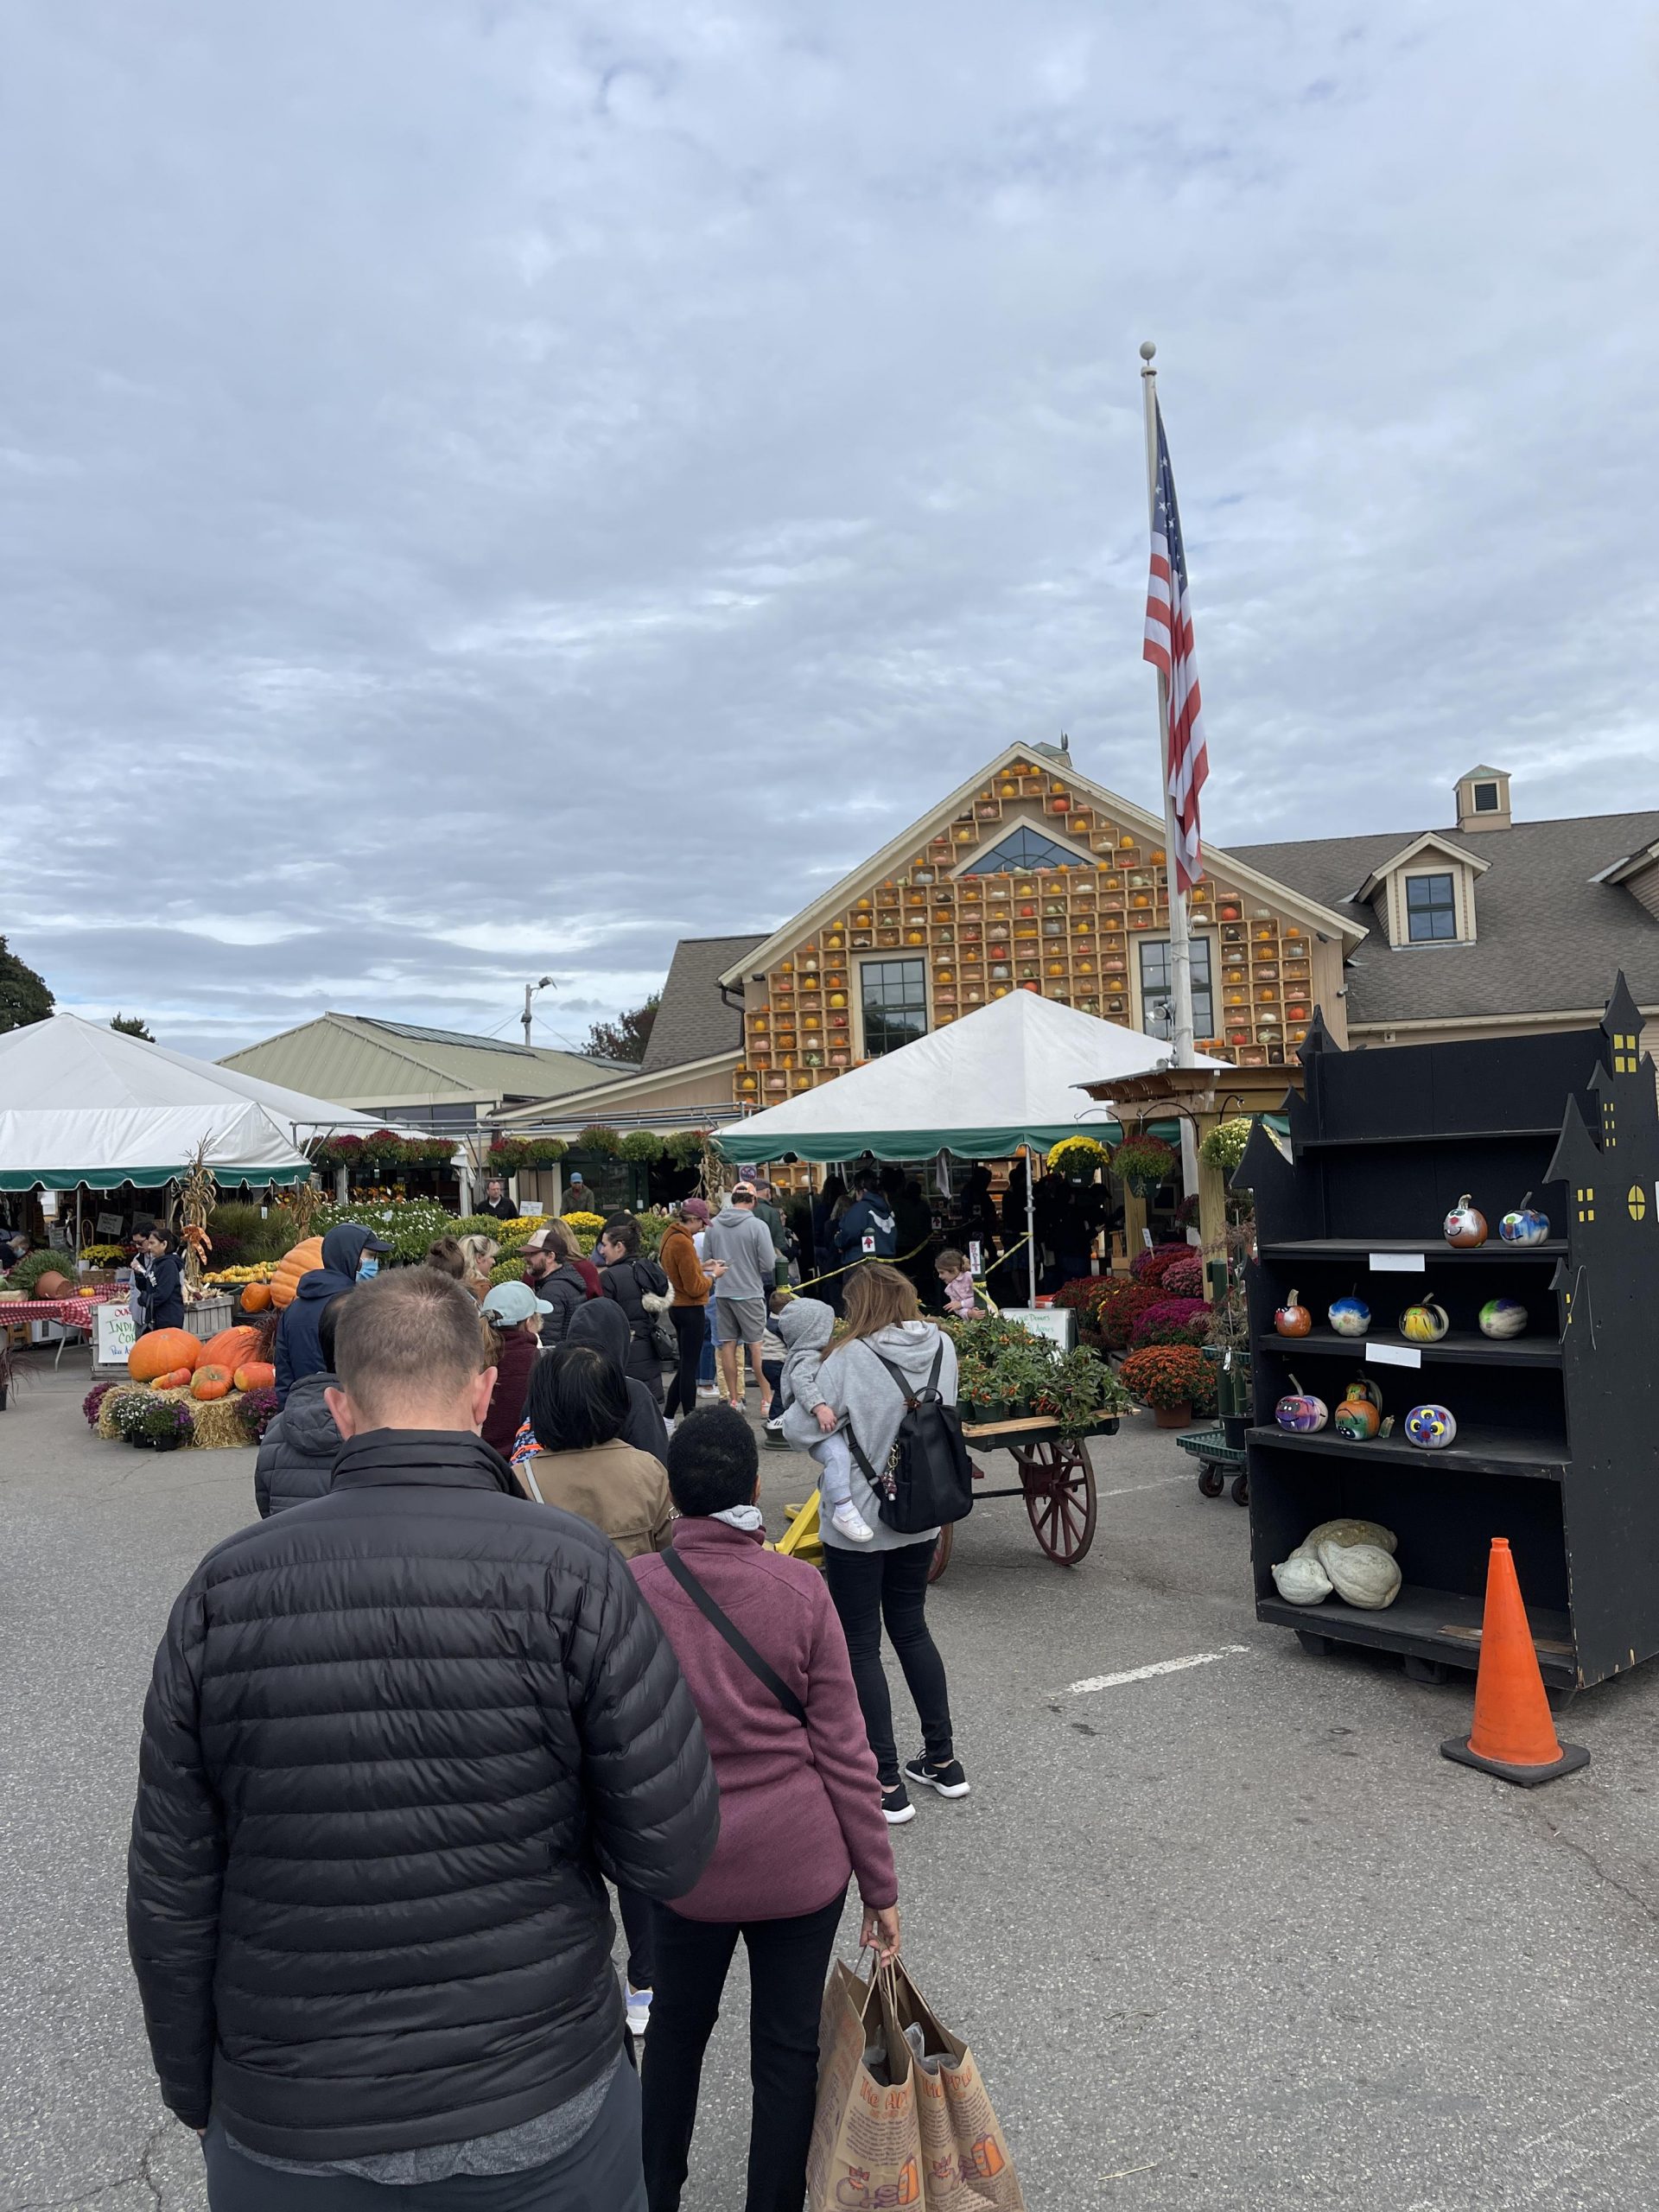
left=480, top=1279, right=553, bottom=1457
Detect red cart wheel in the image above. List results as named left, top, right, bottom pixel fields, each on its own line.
left=927, top=1522, right=955, bottom=1583
left=1019, top=1438, right=1097, bottom=1565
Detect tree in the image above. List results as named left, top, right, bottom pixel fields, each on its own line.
left=111, top=1014, right=156, bottom=1041
left=0, top=936, right=53, bottom=1033
left=583, top=995, right=660, bottom=1065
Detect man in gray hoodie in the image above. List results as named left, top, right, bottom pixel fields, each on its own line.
left=701, top=1185, right=781, bottom=1413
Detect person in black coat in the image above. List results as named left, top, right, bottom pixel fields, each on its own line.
left=272, top=1222, right=390, bottom=1406
left=523, top=1231, right=592, bottom=1347
left=127, top=1266, right=718, bottom=2194
left=567, top=1296, right=671, bottom=1462
left=131, top=1227, right=185, bottom=1334
left=477, top=1177, right=518, bottom=1223
left=596, top=1217, right=672, bottom=1405
left=254, top=1295, right=346, bottom=1516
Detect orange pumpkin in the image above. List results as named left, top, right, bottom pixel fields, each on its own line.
left=270, top=1237, right=325, bottom=1309
left=156, top=1367, right=195, bottom=1391
left=201, top=1325, right=263, bottom=1374
left=232, top=1362, right=276, bottom=1394
left=190, top=1364, right=232, bottom=1402
left=130, top=1328, right=202, bottom=1382
left=240, top=1281, right=271, bottom=1313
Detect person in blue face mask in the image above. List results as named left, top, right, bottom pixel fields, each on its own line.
left=273, top=1224, right=392, bottom=1405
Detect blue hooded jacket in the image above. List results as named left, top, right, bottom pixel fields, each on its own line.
left=273, top=1224, right=380, bottom=1405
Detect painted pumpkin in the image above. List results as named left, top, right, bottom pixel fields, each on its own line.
left=1332, top=1378, right=1383, bottom=1440
left=232, top=1361, right=276, bottom=1394
left=1274, top=1379, right=1328, bottom=1433
left=1327, top=1294, right=1370, bottom=1338
left=240, top=1281, right=272, bottom=1313
left=1404, top=1402, right=1458, bottom=1449
left=1443, top=1194, right=1488, bottom=1248
left=1499, top=1192, right=1550, bottom=1246
left=201, top=1325, right=264, bottom=1374
left=270, top=1237, right=325, bottom=1310
left=1399, top=1297, right=1450, bottom=1344
left=1478, top=1298, right=1529, bottom=1340
left=1274, top=1289, right=1313, bottom=1338
left=129, top=1328, right=202, bottom=1382
left=190, top=1364, right=233, bottom=1402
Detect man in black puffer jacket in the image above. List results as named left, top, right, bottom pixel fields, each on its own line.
left=128, top=1267, right=719, bottom=2204
left=253, top=1293, right=347, bottom=1516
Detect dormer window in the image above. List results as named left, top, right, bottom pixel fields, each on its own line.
left=1405, top=872, right=1458, bottom=942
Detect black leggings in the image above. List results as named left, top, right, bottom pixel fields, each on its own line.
left=642, top=1891, right=843, bottom=2212
left=666, top=1306, right=706, bottom=1420
left=823, top=1539, right=954, bottom=1782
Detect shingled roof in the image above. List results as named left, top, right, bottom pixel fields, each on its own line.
left=1231, top=810, right=1659, bottom=1027
left=639, top=934, right=768, bottom=1075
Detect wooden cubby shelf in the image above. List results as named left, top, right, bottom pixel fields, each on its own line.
left=1236, top=976, right=1659, bottom=1694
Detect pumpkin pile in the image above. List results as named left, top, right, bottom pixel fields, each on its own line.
left=117, top=1320, right=278, bottom=1449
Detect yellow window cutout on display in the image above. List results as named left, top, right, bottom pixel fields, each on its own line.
left=1614, top=1031, right=1639, bottom=1074
left=1629, top=1185, right=1648, bottom=1224
left=1602, top=1102, right=1618, bottom=1147
left=1577, top=1185, right=1595, bottom=1224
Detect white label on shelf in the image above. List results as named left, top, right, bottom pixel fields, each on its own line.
left=1369, top=1251, right=1425, bottom=1274
left=1366, top=1342, right=1422, bottom=1370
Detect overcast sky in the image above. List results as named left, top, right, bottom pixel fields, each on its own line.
left=3, top=3, right=1656, bottom=1061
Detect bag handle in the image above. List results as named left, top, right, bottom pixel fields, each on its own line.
left=662, top=1547, right=807, bottom=1726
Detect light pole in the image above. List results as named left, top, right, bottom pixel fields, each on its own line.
left=522, top=975, right=555, bottom=1046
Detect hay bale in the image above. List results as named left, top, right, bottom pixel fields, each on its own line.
left=188, top=1392, right=252, bottom=1450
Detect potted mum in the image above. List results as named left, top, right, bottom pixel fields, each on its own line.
left=1120, top=1344, right=1216, bottom=1429
left=142, top=1397, right=194, bottom=1452
left=1115, top=1133, right=1178, bottom=1198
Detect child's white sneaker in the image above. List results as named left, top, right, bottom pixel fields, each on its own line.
left=831, top=1501, right=875, bottom=1543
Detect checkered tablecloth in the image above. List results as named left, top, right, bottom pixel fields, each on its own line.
left=0, top=1294, right=116, bottom=1328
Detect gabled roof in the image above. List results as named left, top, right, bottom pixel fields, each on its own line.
left=1232, top=811, right=1659, bottom=1026
left=639, top=935, right=767, bottom=1075
left=221, top=1013, right=615, bottom=1105
left=1459, top=763, right=1508, bottom=780
left=718, top=742, right=1363, bottom=987
left=1352, top=830, right=1491, bottom=904
left=1591, top=838, right=1659, bottom=887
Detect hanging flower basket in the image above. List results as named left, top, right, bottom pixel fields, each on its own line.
left=1115, top=1134, right=1179, bottom=1197
left=575, top=1125, right=624, bottom=1158
left=1046, top=1135, right=1112, bottom=1180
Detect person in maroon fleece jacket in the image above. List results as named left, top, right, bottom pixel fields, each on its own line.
left=632, top=1407, right=899, bottom=2212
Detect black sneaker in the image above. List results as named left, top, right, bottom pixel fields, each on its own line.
left=880, top=1780, right=916, bottom=1826
left=903, top=1754, right=971, bottom=1800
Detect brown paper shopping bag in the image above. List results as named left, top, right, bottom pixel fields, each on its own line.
left=808, top=1959, right=925, bottom=2210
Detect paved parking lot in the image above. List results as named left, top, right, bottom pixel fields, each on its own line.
left=6, top=1350, right=1659, bottom=2209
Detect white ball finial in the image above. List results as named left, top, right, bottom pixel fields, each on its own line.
left=1139, top=340, right=1157, bottom=362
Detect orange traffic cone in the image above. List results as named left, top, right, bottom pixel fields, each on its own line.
left=1441, top=1538, right=1588, bottom=1787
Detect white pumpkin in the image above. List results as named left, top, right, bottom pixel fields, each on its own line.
left=1300, top=1517, right=1398, bottom=1557
left=1319, top=1540, right=1403, bottom=1610
left=1272, top=1554, right=1333, bottom=1605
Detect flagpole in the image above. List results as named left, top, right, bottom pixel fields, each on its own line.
left=1140, top=340, right=1196, bottom=1072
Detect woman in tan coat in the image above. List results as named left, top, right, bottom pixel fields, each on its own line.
left=518, top=1344, right=673, bottom=1561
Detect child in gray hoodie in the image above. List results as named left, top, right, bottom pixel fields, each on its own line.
left=771, top=1294, right=874, bottom=1543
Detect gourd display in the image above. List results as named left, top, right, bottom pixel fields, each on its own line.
left=1399, top=1296, right=1450, bottom=1344
left=1274, top=1290, right=1312, bottom=1338
left=1327, top=1293, right=1370, bottom=1338
left=190, top=1364, right=233, bottom=1402
left=270, top=1237, right=325, bottom=1310
left=1274, top=1377, right=1328, bottom=1432
left=1319, top=1540, right=1402, bottom=1610
left=200, top=1325, right=264, bottom=1374
left=1478, top=1298, right=1529, bottom=1340
left=1332, top=1379, right=1382, bottom=1440
left=1499, top=1192, right=1550, bottom=1246
left=1270, top=1518, right=1399, bottom=1608
left=1271, top=1554, right=1332, bottom=1605
left=1443, top=1194, right=1488, bottom=1248
left=128, top=1328, right=201, bottom=1382
left=1404, top=1402, right=1458, bottom=1449
left=232, top=1362, right=276, bottom=1394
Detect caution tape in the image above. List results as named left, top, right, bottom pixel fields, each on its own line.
left=783, top=1230, right=1030, bottom=1300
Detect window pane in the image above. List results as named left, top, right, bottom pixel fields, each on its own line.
left=1405, top=872, right=1457, bottom=942
left=961, top=824, right=1077, bottom=874
left=1137, top=937, right=1213, bottom=1039
left=861, top=958, right=928, bottom=1057
left=1473, top=783, right=1499, bottom=812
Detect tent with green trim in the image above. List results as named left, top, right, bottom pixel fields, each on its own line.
left=0, top=1013, right=421, bottom=1190
left=713, top=988, right=1225, bottom=1164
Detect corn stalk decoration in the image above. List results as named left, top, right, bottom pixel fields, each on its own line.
left=177, top=1144, right=216, bottom=1294
left=276, top=1175, right=322, bottom=1246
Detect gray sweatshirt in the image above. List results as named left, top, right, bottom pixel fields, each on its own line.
left=773, top=1297, right=837, bottom=1413
left=782, top=1319, right=958, bottom=1553
left=702, top=1205, right=782, bottom=1306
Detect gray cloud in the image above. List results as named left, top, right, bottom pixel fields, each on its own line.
left=3, top=1, right=1656, bottom=1061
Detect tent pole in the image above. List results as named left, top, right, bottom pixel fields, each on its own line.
left=1026, top=1150, right=1038, bottom=1307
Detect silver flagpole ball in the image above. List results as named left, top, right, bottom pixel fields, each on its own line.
left=1140, top=340, right=1156, bottom=361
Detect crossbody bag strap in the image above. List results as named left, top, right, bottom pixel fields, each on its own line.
left=662, top=1547, right=807, bottom=1726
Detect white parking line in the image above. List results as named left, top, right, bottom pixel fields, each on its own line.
left=1094, top=1472, right=1194, bottom=1501
left=1060, top=1645, right=1249, bottom=1696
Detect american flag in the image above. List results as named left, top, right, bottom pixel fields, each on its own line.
left=1142, top=399, right=1209, bottom=893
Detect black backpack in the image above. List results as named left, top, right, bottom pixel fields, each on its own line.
left=847, top=1341, right=975, bottom=1535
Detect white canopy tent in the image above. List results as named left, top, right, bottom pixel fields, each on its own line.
left=713, top=990, right=1226, bottom=1302
left=0, top=1014, right=423, bottom=1192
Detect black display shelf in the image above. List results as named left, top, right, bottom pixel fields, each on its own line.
left=1255, top=1328, right=1562, bottom=1370
left=1236, top=976, right=1659, bottom=1693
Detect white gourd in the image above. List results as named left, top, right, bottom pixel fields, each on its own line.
left=1300, top=1517, right=1397, bottom=1558
left=1319, top=1540, right=1402, bottom=1610
left=1272, top=1554, right=1333, bottom=1605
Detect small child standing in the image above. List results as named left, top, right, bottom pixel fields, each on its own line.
left=936, top=1249, right=979, bottom=1319
left=771, top=1293, right=874, bottom=1544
